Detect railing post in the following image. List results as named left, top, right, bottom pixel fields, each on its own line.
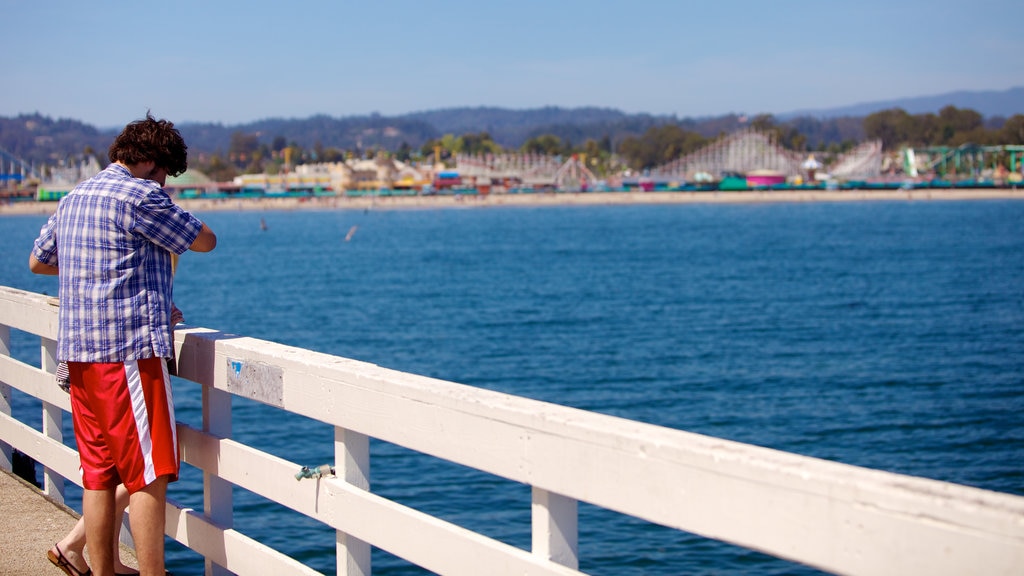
left=532, top=488, right=578, bottom=570
left=0, top=324, right=10, bottom=472
left=41, top=337, right=64, bottom=503
left=335, top=426, right=370, bottom=576
left=203, top=385, right=233, bottom=576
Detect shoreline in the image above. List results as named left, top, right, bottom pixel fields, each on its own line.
left=2, top=188, right=1023, bottom=215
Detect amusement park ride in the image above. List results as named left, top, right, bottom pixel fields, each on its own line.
left=4, top=131, right=1024, bottom=202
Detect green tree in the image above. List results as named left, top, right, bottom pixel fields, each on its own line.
left=617, top=125, right=706, bottom=171
left=579, top=138, right=614, bottom=177
left=395, top=142, right=412, bottom=162
left=196, top=153, right=238, bottom=182
left=460, top=132, right=502, bottom=155
left=1000, top=115, right=1024, bottom=144
left=938, top=106, right=983, bottom=137
left=914, top=114, right=940, bottom=146
left=228, top=131, right=260, bottom=166
left=521, top=134, right=566, bottom=156
left=420, top=138, right=452, bottom=163
left=749, top=114, right=776, bottom=132
left=243, top=150, right=265, bottom=174
left=320, top=147, right=346, bottom=163
left=439, top=134, right=463, bottom=155
left=863, top=108, right=916, bottom=149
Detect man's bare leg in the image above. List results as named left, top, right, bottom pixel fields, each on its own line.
left=112, top=484, right=136, bottom=573
left=83, top=487, right=116, bottom=576
left=129, top=475, right=169, bottom=576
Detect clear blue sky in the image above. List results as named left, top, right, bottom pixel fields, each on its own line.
left=2, top=0, right=1021, bottom=128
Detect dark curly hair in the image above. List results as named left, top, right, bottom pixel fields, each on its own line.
left=108, top=112, right=188, bottom=177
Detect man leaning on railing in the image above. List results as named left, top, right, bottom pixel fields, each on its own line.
left=28, top=112, right=217, bottom=576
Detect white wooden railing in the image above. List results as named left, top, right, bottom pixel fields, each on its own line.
left=1, top=285, right=1023, bottom=576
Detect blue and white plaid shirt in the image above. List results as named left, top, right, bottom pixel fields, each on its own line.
left=32, top=164, right=204, bottom=362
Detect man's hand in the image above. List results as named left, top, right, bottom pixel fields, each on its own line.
left=171, top=305, right=184, bottom=326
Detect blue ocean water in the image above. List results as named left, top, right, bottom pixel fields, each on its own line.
left=2, top=199, right=1023, bottom=575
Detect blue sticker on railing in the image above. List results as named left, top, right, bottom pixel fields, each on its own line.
left=226, top=358, right=284, bottom=407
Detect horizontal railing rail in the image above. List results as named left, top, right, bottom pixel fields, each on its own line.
left=2, top=284, right=1023, bottom=575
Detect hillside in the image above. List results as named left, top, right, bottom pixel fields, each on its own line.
left=2, top=86, right=1021, bottom=166
left=780, top=86, right=1024, bottom=119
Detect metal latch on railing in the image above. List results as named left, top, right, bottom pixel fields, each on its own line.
left=295, top=464, right=336, bottom=481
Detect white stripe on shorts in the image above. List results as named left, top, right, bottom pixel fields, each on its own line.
left=125, top=360, right=157, bottom=485
left=161, top=359, right=178, bottom=463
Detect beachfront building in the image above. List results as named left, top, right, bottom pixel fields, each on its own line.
left=333, top=155, right=433, bottom=191
left=234, top=155, right=433, bottom=193
left=163, top=169, right=217, bottom=198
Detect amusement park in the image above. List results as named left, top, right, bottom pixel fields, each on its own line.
left=3, top=128, right=1024, bottom=204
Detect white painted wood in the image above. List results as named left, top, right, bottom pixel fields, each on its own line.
left=0, top=411, right=81, bottom=482
left=0, top=286, right=59, bottom=339
left=0, top=323, right=11, bottom=471
left=176, top=424, right=583, bottom=576
left=2, top=285, right=1023, bottom=576
left=0, top=347, right=73, bottom=410
left=532, top=488, right=578, bottom=569
left=164, top=501, right=323, bottom=576
left=202, top=385, right=233, bottom=576
left=40, top=338, right=57, bottom=379
left=40, top=337, right=64, bottom=503
left=335, top=426, right=370, bottom=576
left=336, top=427, right=369, bottom=490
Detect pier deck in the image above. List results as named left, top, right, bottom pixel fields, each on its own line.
left=0, top=470, right=140, bottom=575
left=1, top=469, right=81, bottom=575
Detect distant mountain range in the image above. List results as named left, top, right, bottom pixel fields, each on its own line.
left=779, top=86, right=1024, bottom=119
left=2, top=87, right=1021, bottom=166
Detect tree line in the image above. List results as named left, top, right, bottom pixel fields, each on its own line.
left=2, top=106, right=1022, bottom=183
left=192, top=106, right=1023, bottom=182
left=863, top=106, right=1024, bottom=150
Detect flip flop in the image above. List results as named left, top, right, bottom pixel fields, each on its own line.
left=46, top=544, right=92, bottom=576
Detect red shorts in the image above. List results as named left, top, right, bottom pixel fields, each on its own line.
left=68, top=358, right=179, bottom=493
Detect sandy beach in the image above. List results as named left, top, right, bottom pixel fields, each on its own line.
left=2, top=188, right=1023, bottom=216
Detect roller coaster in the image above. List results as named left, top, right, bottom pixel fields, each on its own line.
left=5, top=133, right=1024, bottom=203
left=0, top=147, right=40, bottom=184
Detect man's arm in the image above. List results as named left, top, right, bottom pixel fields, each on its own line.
left=189, top=223, right=217, bottom=252
left=29, top=253, right=58, bottom=275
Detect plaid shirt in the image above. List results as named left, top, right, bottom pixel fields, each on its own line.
left=32, top=164, right=204, bottom=362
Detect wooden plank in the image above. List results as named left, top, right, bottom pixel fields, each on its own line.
left=0, top=412, right=80, bottom=482
left=164, top=502, right=322, bottom=576
left=0, top=354, right=71, bottom=411
left=0, top=287, right=59, bottom=339
left=532, top=488, right=578, bottom=569
left=177, top=424, right=581, bottom=576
